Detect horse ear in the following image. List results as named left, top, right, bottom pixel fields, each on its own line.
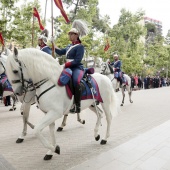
left=5, top=48, right=12, bottom=56
left=13, top=47, right=18, bottom=61
left=14, top=47, right=18, bottom=56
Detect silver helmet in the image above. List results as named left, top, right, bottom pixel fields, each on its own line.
left=38, top=29, right=49, bottom=44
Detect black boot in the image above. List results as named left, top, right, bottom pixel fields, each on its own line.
left=117, top=77, right=122, bottom=87
left=70, top=84, right=82, bottom=113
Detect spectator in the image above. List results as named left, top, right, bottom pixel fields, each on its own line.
left=134, top=74, right=138, bottom=90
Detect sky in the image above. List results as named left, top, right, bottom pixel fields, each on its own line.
left=35, top=0, right=170, bottom=36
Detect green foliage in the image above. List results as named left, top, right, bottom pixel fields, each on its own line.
left=107, top=9, right=146, bottom=75
left=0, top=0, right=170, bottom=77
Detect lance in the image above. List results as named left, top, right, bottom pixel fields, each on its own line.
left=44, top=0, right=47, bottom=24
left=32, top=13, right=35, bottom=47
left=51, top=0, right=55, bottom=57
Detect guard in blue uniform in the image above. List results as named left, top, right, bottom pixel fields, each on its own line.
left=110, top=53, right=125, bottom=86
left=38, top=29, right=52, bottom=55
left=55, top=27, right=86, bottom=113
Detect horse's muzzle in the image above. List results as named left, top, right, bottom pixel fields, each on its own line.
left=14, top=86, right=24, bottom=96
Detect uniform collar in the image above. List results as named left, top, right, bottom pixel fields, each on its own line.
left=40, top=44, right=47, bottom=49
left=72, top=40, right=81, bottom=45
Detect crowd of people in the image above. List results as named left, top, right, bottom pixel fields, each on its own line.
left=130, top=75, right=170, bottom=90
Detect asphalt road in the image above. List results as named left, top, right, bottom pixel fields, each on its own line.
left=0, top=86, right=169, bottom=170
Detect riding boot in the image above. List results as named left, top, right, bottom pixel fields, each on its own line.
left=70, top=84, right=82, bottom=113
left=117, top=77, right=122, bottom=87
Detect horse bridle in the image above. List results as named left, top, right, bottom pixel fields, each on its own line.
left=101, top=63, right=115, bottom=82
left=11, top=58, right=55, bottom=103
left=101, top=63, right=107, bottom=75
left=11, top=59, right=30, bottom=93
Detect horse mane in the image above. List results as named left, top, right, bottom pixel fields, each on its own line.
left=0, top=54, right=7, bottom=66
left=108, top=63, right=114, bottom=74
left=8, top=48, right=62, bottom=85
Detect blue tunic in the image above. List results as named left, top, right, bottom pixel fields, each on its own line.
left=55, top=44, right=84, bottom=86
left=55, top=44, right=84, bottom=69
left=110, top=60, right=122, bottom=72
left=41, top=46, right=52, bottom=55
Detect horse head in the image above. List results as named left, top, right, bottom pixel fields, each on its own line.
left=0, top=47, right=13, bottom=75
left=6, top=47, right=62, bottom=96
left=6, top=47, right=30, bottom=96
left=100, top=61, right=111, bottom=75
left=0, top=53, right=7, bottom=75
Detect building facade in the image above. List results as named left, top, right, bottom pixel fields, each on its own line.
left=144, top=17, right=162, bottom=35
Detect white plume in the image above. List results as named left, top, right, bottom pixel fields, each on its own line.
left=72, top=19, right=89, bottom=37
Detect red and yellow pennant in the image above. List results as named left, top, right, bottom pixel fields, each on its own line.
left=33, top=7, right=44, bottom=30
left=53, top=0, right=70, bottom=23
left=0, top=32, right=5, bottom=46
left=104, top=39, right=110, bottom=52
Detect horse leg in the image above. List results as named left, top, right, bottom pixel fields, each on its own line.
left=128, top=87, right=133, bottom=103
left=115, top=81, right=119, bottom=92
left=77, top=113, right=85, bottom=124
left=100, top=83, right=119, bottom=145
left=121, top=87, right=125, bottom=106
left=16, top=102, right=32, bottom=143
left=89, top=106, right=102, bottom=141
left=100, top=104, right=112, bottom=145
left=20, top=103, right=23, bottom=115
left=34, top=111, right=62, bottom=160
left=57, top=115, right=68, bottom=132
left=44, top=122, right=56, bottom=160
left=9, top=94, right=16, bottom=111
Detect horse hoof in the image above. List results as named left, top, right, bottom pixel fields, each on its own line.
left=57, top=127, right=63, bottom=132
left=82, top=120, right=85, bottom=124
left=130, top=101, right=133, bottom=103
left=95, top=135, right=100, bottom=141
left=55, top=145, right=60, bottom=155
left=120, top=104, right=123, bottom=106
left=44, top=155, right=53, bottom=160
left=21, top=112, right=23, bottom=115
left=14, top=108, right=16, bottom=110
left=16, top=138, right=24, bottom=143
left=100, top=140, right=107, bottom=145
left=9, top=109, right=13, bottom=111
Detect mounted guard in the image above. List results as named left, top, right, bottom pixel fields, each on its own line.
left=54, top=20, right=90, bottom=114
left=38, top=29, right=52, bottom=55
left=110, top=53, right=126, bottom=88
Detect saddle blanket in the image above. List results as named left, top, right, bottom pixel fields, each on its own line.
left=0, top=74, right=13, bottom=92
left=65, top=75, right=103, bottom=103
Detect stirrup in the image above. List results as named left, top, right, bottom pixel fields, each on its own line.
left=69, top=104, right=81, bottom=113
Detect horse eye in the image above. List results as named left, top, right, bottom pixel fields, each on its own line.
left=13, top=70, right=18, bottom=74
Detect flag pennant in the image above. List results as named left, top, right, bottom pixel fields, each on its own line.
left=104, top=39, right=110, bottom=51
left=0, top=32, right=5, bottom=46
left=33, top=7, right=44, bottom=30
left=53, top=0, right=70, bottom=23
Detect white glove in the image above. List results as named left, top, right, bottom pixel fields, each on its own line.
left=50, top=36, right=55, bottom=43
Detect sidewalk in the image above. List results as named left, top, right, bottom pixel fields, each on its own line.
left=70, top=120, right=170, bottom=170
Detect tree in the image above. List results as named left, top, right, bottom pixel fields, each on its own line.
left=107, top=9, right=146, bottom=75
left=0, top=0, right=43, bottom=48
left=0, top=0, right=19, bottom=42
left=11, top=2, right=42, bottom=48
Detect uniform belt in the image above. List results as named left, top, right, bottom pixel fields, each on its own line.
left=66, top=59, right=74, bottom=62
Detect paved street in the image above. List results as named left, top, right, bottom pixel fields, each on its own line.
left=0, top=87, right=170, bottom=170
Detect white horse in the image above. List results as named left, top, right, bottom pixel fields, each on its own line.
left=0, top=49, right=35, bottom=142
left=100, top=61, right=133, bottom=106
left=6, top=48, right=119, bottom=160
